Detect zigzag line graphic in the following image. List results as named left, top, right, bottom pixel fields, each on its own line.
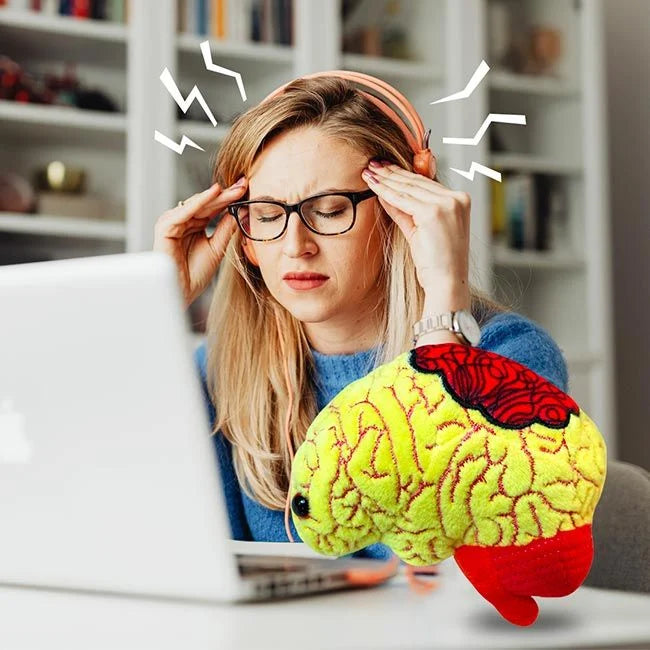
left=443, top=113, right=526, bottom=145
left=154, top=130, right=205, bottom=154
left=430, top=60, right=490, bottom=105
left=200, top=41, right=247, bottom=102
left=449, top=162, right=502, bottom=182
left=159, top=67, right=217, bottom=127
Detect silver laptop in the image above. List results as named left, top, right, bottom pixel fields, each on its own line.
left=0, top=251, right=394, bottom=603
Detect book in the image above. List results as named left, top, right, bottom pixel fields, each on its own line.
left=91, top=0, right=107, bottom=19
left=504, top=173, right=536, bottom=250
left=209, top=0, right=224, bottom=39
left=490, top=175, right=506, bottom=238
left=196, top=0, right=207, bottom=35
left=185, top=0, right=197, bottom=34
left=71, top=0, right=90, bottom=17
left=250, top=0, right=261, bottom=41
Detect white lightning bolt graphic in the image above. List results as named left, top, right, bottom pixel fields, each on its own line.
left=159, top=67, right=217, bottom=127
left=154, top=130, right=205, bottom=154
left=431, top=60, right=490, bottom=105
left=449, top=162, right=502, bottom=182
left=443, top=113, right=526, bottom=145
left=200, top=41, right=247, bottom=102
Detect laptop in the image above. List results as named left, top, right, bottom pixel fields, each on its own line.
left=0, top=251, right=396, bottom=603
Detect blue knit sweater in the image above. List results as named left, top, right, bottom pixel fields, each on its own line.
left=194, top=311, right=569, bottom=560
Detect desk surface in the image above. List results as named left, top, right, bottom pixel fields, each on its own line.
left=1, top=559, right=649, bottom=650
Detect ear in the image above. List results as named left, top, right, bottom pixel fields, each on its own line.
left=241, top=238, right=260, bottom=266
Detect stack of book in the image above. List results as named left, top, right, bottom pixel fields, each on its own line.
left=491, top=173, right=564, bottom=252
left=177, top=0, right=292, bottom=45
left=0, top=0, right=130, bottom=22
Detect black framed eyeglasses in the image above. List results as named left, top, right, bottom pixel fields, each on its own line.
left=227, top=188, right=376, bottom=241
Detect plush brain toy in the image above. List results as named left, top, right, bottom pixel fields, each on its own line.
left=289, top=343, right=607, bottom=626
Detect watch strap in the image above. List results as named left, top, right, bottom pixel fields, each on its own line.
left=412, top=311, right=462, bottom=346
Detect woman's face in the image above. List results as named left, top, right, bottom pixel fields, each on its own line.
left=246, top=127, right=387, bottom=353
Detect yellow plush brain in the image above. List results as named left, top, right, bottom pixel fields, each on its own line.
left=289, top=343, right=607, bottom=626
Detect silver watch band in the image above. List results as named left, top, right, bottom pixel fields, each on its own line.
left=412, top=312, right=459, bottom=346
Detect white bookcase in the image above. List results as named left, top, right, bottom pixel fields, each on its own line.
left=0, top=0, right=616, bottom=454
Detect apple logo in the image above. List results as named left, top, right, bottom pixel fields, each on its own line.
left=0, top=398, right=33, bottom=463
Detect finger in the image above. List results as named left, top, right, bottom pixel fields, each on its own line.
left=376, top=195, right=416, bottom=241
left=368, top=166, right=470, bottom=212
left=159, top=183, right=246, bottom=232
left=373, top=162, right=463, bottom=197
left=367, top=168, right=436, bottom=204
left=362, top=171, right=429, bottom=215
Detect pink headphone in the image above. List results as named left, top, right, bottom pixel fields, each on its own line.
left=240, top=69, right=436, bottom=268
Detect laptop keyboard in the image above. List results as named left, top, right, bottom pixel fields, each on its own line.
left=236, top=554, right=320, bottom=576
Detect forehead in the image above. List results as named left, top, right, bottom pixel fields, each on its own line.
left=248, top=128, right=367, bottom=200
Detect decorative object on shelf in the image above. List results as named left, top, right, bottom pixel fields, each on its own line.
left=341, top=0, right=411, bottom=59
left=35, top=161, right=85, bottom=193
left=0, top=57, right=120, bottom=112
left=36, top=191, right=121, bottom=221
left=501, top=24, right=564, bottom=78
left=289, top=342, right=607, bottom=626
left=0, top=172, right=36, bottom=213
left=2, top=0, right=130, bottom=22
left=381, top=0, right=409, bottom=59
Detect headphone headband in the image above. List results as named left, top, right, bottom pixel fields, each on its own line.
left=259, top=70, right=434, bottom=178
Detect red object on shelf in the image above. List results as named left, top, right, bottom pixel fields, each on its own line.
left=71, top=0, right=91, bottom=18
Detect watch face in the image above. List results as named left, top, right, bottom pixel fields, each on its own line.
left=457, top=310, right=481, bottom=346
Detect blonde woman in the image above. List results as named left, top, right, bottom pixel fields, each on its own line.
left=153, top=74, right=570, bottom=560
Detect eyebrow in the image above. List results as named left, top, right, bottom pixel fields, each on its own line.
left=250, top=187, right=356, bottom=201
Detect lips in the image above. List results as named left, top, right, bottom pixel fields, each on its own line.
left=282, top=272, right=329, bottom=280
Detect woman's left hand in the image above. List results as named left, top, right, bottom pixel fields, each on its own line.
left=361, top=159, right=471, bottom=304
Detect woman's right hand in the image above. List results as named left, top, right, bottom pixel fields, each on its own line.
left=153, top=176, right=248, bottom=308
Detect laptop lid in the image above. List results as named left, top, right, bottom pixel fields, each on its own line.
left=0, top=251, right=246, bottom=602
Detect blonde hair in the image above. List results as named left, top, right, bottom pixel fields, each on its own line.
left=205, top=76, right=508, bottom=510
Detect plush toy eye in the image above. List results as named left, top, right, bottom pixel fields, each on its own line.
left=291, top=493, right=310, bottom=518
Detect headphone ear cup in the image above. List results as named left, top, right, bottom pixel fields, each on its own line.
left=414, top=149, right=436, bottom=179
left=241, top=239, right=260, bottom=266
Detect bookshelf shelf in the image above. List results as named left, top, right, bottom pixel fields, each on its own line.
left=565, top=350, right=603, bottom=370
left=492, top=243, right=585, bottom=270
left=341, top=53, right=442, bottom=82
left=176, top=33, right=294, bottom=64
left=0, top=7, right=127, bottom=40
left=490, top=153, right=583, bottom=176
left=0, top=8, right=127, bottom=64
left=0, top=212, right=126, bottom=241
left=489, top=68, right=580, bottom=97
left=0, top=100, right=126, bottom=147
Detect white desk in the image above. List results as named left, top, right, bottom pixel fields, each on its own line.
left=1, top=559, right=649, bottom=650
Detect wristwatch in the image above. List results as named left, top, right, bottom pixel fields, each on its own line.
left=412, top=309, right=481, bottom=347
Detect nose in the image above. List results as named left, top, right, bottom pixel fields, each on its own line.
left=281, top=209, right=316, bottom=254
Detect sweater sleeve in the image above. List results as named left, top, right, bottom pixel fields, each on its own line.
left=194, top=342, right=253, bottom=541
left=478, top=311, right=570, bottom=393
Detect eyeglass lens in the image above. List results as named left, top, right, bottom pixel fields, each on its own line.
left=235, top=194, right=354, bottom=240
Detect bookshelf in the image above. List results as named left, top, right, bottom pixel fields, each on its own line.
left=0, top=0, right=616, bottom=454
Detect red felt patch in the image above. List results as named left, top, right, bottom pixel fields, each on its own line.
left=409, top=343, right=580, bottom=429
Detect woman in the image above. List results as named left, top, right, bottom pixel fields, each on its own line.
left=153, top=74, right=569, bottom=560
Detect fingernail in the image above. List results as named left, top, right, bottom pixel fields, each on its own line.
left=362, top=169, right=379, bottom=182
left=368, top=160, right=384, bottom=168
left=232, top=176, right=247, bottom=187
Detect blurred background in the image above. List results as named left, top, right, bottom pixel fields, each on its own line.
left=0, top=0, right=647, bottom=470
